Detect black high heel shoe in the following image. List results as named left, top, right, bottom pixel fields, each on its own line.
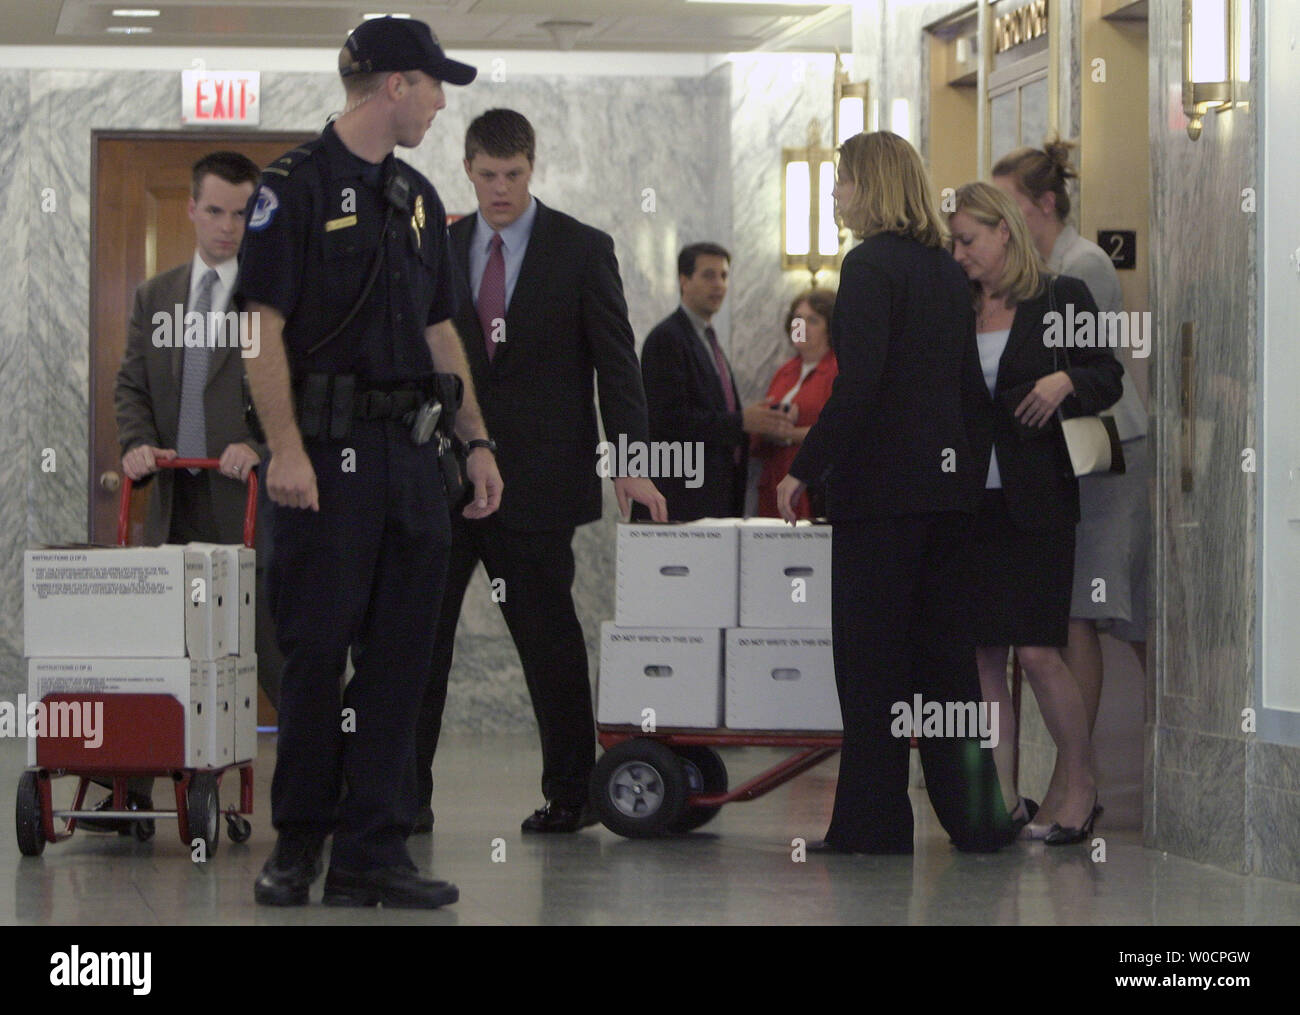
left=1010, top=796, right=1039, bottom=833
left=1044, top=798, right=1103, bottom=846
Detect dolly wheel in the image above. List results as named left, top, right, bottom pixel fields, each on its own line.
left=668, top=745, right=728, bottom=833
left=186, top=774, right=220, bottom=858
left=226, top=813, right=252, bottom=843
left=590, top=739, right=687, bottom=839
left=16, top=772, right=46, bottom=857
left=131, top=818, right=156, bottom=842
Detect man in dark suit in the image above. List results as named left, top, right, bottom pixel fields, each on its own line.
left=640, top=243, right=794, bottom=520
left=109, top=151, right=278, bottom=825
left=414, top=108, right=667, bottom=834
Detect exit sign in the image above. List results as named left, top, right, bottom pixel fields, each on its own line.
left=182, top=70, right=260, bottom=125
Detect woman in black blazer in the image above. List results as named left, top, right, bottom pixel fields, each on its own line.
left=949, top=181, right=1123, bottom=845
left=776, top=133, right=1017, bottom=854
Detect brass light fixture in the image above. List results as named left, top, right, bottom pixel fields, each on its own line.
left=781, top=119, right=840, bottom=284
left=832, top=51, right=868, bottom=146
left=1182, top=0, right=1251, bottom=140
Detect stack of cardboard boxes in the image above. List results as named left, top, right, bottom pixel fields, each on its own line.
left=23, top=543, right=259, bottom=768
left=598, top=519, right=842, bottom=732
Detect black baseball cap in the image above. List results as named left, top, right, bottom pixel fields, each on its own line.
left=341, top=16, right=477, bottom=86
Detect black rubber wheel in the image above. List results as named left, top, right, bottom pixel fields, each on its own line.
left=16, top=772, right=45, bottom=857
left=668, top=746, right=728, bottom=833
left=130, top=817, right=156, bottom=842
left=589, top=739, right=688, bottom=839
left=185, top=774, right=220, bottom=858
left=225, top=813, right=252, bottom=843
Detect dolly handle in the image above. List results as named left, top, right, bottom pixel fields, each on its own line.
left=118, top=458, right=258, bottom=549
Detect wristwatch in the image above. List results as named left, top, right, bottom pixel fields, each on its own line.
left=466, top=438, right=497, bottom=454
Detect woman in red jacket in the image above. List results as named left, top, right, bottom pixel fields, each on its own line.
left=754, top=288, right=839, bottom=518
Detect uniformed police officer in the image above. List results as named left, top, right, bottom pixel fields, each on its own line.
left=237, top=16, right=502, bottom=909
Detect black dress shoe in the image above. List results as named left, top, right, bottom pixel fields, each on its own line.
left=78, top=792, right=154, bottom=834
left=809, top=838, right=913, bottom=856
left=253, top=831, right=327, bottom=906
left=807, top=840, right=861, bottom=855
left=411, top=807, right=435, bottom=835
left=322, top=866, right=459, bottom=909
left=520, top=801, right=597, bottom=834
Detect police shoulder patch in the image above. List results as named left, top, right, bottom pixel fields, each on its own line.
left=248, top=185, right=279, bottom=232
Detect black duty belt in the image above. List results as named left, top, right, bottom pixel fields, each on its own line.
left=296, top=372, right=430, bottom=438
left=353, top=388, right=423, bottom=419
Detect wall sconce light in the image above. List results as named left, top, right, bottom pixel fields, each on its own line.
left=1182, top=0, right=1250, bottom=140
left=782, top=119, right=840, bottom=282
left=833, top=51, right=868, bottom=146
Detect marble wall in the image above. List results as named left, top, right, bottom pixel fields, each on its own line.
left=1145, top=0, right=1300, bottom=882
left=725, top=53, right=837, bottom=406
left=0, top=58, right=835, bottom=738
left=0, top=69, right=30, bottom=727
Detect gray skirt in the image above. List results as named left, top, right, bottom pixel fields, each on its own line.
left=1069, top=435, right=1150, bottom=641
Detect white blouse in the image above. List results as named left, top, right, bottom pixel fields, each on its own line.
left=977, top=328, right=1011, bottom=489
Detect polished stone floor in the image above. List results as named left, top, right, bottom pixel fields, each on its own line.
left=3, top=734, right=1299, bottom=926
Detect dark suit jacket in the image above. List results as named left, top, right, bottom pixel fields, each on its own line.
left=977, top=273, right=1124, bottom=531
left=449, top=199, right=650, bottom=531
left=639, top=307, right=748, bottom=520
left=114, top=262, right=267, bottom=546
left=789, top=232, right=991, bottom=520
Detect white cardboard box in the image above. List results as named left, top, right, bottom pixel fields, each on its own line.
left=724, top=628, right=841, bottom=731
left=24, top=547, right=187, bottom=658
left=614, top=521, right=740, bottom=628
left=183, top=546, right=229, bottom=659
left=191, top=657, right=235, bottom=769
left=188, top=544, right=255, bottom=655
left=739, top=522, right=832, bottom=628
left=233, top=654, right=258, bottom=763
left=25, top=656, right=224, bottom=767
left=597, top=623, right=723, bottom=729
left=24, top=546, right=229, bottom=659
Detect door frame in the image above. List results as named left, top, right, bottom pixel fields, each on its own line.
left=88, top=129, right=311, bottom=541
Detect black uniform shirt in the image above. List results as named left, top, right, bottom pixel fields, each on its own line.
left=237, top=122, right=459, bottom=386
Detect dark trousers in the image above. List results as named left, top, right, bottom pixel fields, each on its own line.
left=268, top=422, right=449, bottom=870
left=826, top=512, right=1014, bottom=853
left=168, top=469, right=221, bottom=542
left=415, top=515, right=593, bottom=808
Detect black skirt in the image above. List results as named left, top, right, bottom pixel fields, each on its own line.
left=969, top=488, right=1074, bottom=648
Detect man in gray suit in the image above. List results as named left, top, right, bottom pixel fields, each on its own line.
left=116, top=151, right=265, bottom=544
left=103, top=151, right=271, bottom=828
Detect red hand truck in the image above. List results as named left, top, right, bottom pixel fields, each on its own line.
left=14, top=459, right=258, bottom=858
left=590, top=670, right=1025, bottom=838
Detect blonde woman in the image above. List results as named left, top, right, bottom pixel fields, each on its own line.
left=993, top=139, right=1150, bottom=827
left=775, top=133, right=1016, bottom=854
left=948, top=182, right=1123, bottom=844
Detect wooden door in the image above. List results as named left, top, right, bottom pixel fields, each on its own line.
left=91, top=132, right=311, bottom=726
left=90, top=132, right=310, bottom=544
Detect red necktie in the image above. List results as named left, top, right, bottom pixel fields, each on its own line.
left=706, top=325, right=742, bottom=466
left=477, top=232, right=505, bottom=362
left=705, top=325, right=737, bottom=412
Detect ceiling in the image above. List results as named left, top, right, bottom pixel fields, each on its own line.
left=0, top=0, right=854, bottom=52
